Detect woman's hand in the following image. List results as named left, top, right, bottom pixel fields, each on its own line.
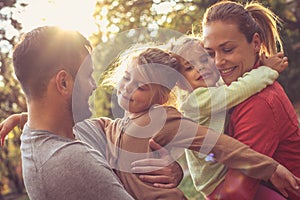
left=131, top=139, right=183, bottom=188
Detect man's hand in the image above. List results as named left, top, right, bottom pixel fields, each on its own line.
left=270, top=164, right=300, bottom=198
left=131, top=139, right=183, bottom=188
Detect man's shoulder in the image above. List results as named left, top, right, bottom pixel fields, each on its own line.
left=22, top=128, right=108, bottom=170
left=22, top=134, right=132, bottom=200
left=49, top=139, right=108, bottom=166
left=73, top=119, right=107, bottom=154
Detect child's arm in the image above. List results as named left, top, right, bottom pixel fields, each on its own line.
left=0, top=113, right=27, bottom=146
left=181, top=67, right=278, bottom=117
left=134, top=137, right=300, bottom=199
left=77, top=116, right=184, bottom=189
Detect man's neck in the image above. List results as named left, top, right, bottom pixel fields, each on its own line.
left=27, top=103, right=75, bottom=139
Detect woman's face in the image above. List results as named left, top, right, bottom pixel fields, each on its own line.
left=202, top=21, right=261, bottom=85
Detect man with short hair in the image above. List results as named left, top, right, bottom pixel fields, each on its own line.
left=13, top=26, right=134, bottom=200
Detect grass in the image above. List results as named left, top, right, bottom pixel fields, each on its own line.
left=177, top=155, right=206, bottom=200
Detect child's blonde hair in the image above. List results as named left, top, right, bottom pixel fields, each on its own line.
left=105, top=44, right=184, bottom=106
left=169, top=35, right=202, bottom=55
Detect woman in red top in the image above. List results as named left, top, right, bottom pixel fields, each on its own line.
left=202, top=1, right=300, bottom=199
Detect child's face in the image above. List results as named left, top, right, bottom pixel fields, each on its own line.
left=177, top=42, right=220, bottom=90
left=117, top=60, right=161, bottom=113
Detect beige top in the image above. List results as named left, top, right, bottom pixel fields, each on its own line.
left=98, top=106, right=278, bottom=200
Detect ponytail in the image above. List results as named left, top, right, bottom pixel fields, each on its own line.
left=203, top=1, right=283, bottom=56
left=245, top=2, right=283, bottom=56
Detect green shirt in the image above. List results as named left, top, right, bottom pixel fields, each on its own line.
left=178, top=66, right=278, bottom=197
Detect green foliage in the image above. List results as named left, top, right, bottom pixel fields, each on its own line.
left=0, top=0, right=27, bottom=197
left=1, top=0, right=300, bottom=198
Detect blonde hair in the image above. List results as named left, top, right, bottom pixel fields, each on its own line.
left=169, top=35, right=203, bottom=55
left=104, top=45, right=183, bottom=106
left=203, top=1, right=283, bottom=56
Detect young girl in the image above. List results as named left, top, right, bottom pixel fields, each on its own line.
left=169, top=36, right=288, bottom=199
left=0, top=47, right=299, bottom=200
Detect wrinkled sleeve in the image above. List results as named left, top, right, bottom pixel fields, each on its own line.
left=179, top=66, right=278, bottom=118
left=153, top=107, right=278, bottom=182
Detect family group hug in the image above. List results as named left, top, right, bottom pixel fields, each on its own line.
left=1, top=1, right=300, bottom=200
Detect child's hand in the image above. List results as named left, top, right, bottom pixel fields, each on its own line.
left=0, top=114, right=22, bottom=146
left=270, top=164, right=300, bottom=198
left=261, top=52, right=288, bottom=73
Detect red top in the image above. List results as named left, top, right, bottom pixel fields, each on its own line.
left=210, top=81, right=300, bottom=200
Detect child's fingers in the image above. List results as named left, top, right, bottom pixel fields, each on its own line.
left=260, top=52, right=267, bottom=62
left=288, top=183, right=300, bottom=197
left=149, top=139, right=162, bottom=151
left=274, top=52, right=284, bottom=58
left=149, top=138, right=169, bottom=158
left=1, top=137, right=4, bottom=147
left=0, top=125, right=5, bottom=146
left=282, top=57, right=288, bottom=64
left=279, top=188, right=288, bottom=198
left=290, top=176, right=300, bottom=195
left=279, top=57, right=289, bottom=72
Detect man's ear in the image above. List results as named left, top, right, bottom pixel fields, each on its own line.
left=55, top=70, right=73, bottom=96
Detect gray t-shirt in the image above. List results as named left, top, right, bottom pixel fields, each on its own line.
left=21, top=119, right=133, bottom=200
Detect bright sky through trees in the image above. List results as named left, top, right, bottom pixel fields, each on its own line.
left=14, top=0, right=179, bottom=38
left=16, top=0, right=98, bottom=37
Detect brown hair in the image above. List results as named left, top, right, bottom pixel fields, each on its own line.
left=202, top=1, right=283, bottom=56
left=13, top=26, right=91, bottom=100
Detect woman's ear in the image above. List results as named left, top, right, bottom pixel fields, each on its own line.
left=55, top=70, right=73, bottom=96
left=252, top=33, right=262, bottom=53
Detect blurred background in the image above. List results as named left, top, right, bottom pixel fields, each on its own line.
left=1, top=0, right=300, bottom=199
